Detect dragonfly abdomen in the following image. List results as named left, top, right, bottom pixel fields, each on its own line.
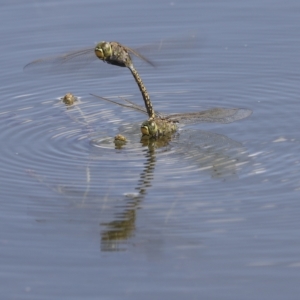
left=129, top=66, right=155, bottom=119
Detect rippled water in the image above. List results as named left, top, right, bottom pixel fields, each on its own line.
left=1, top=0, right=300, bottom=299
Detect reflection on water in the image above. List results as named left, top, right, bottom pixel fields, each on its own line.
left=2, top=0, right=300, bottom=297
left=3, top=0, right=300, bottom=298
left=173, top=129, right=248, bottom=180
left=1, top=89, right=251, bottom=252
left=100, top=143, right=157, bottom=251
left=27, top=97, right=249, bottom=251
left=96, top=130, right=249, bottom=251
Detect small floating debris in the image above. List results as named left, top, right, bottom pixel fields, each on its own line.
left=61, top=93, right=77, bottom=105
left=114, top=134, right=127, bottom=148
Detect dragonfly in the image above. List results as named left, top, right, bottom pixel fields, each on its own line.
left=91, top=94, right=252, bottom=138
left=24, top=41, right=158, bottom=117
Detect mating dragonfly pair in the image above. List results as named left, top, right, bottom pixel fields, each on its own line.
left=25, top=40, right=252, bottom=139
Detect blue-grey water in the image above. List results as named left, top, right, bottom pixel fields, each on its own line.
left=1, top=0, right=300, bottom=299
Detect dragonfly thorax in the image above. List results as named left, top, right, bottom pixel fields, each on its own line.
left=94, top=42, right=112, bottom=60
left=95, top=41, right=133, bottom=67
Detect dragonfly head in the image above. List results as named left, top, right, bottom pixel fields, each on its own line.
left=94, top=42, right=112, bottom=60
left=141, top=119, right=158, bottom=136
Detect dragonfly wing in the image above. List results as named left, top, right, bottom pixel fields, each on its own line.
left=91, top=94, right=148, bottom=116
left=123, top=98, right=149, bottom=113
left=133, top=32, right=198, bottom=65
left=123, top=45, right=155, bottom=67
left=24, top=33, right=197, bottom=73
left=105, top=96, right=180, bottom=120
left=167, top=108, right=252, bottom=124
left=24, top=47, right=97, bottom=73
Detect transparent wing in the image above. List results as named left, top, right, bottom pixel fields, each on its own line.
left=24, top=33, right=198, bottom=73
left=24, top=43, right=155, bottom=74
left=24, top=47, right=96, bottom=73
left=90, top=94, right=149, bottom=116
left=123, top=45, right=155, bottom=67
left=134, top=32, right=198, bottom=62
left=166, top=108, right=252, bottom=124
left=91, top=94, right=252, bottom=125
left=91, top=94, right=168, bottom=119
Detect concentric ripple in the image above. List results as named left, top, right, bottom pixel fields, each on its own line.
left=0, top=93, right=142, bottom=199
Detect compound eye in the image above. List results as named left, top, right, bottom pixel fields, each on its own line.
left=94, top=42, right=112, bottom=60
left=95, top=48, right=104, bottom=59
left=141, top=126, right=149, bottom=136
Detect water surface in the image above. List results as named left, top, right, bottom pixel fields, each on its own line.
left=1, top=0, right=300, bottom=299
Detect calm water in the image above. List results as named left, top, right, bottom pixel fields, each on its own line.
left=1, top=0, right=300, bottom=299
